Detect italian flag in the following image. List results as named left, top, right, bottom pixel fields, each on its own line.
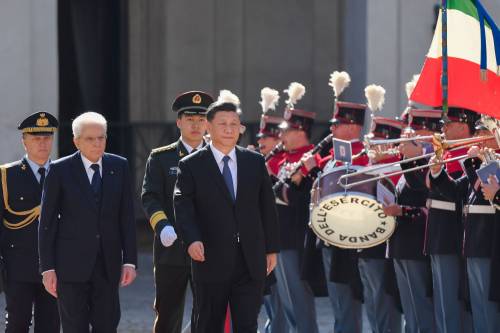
left=411, top=0, right=500, bottom=118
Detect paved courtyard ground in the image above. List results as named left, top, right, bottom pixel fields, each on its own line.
left=0, top=252, right=375, bottom=332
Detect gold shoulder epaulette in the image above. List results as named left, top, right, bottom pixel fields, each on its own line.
left=1, top=163, right=40, bottom=230
left=152, top=142, right=177, bottom=154
left=0, top=161, right=18, bottom=170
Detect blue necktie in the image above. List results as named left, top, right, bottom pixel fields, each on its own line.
left=222, top=156, right=235, bottom=201
left=38, top=167, right=46, bottom=191
left=90, top=164, right=102, bottom=202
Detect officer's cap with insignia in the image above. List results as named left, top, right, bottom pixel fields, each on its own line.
left=172, top=91, right=214, bottom=118
left=18, top=111, right=59, bottom=136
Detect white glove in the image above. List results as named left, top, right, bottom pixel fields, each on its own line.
left=160, top=226, right=177, bottom=247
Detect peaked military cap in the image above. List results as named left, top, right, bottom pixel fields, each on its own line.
left=330, top=101, right=366, bottom=126
left=18, top=111, right=58, bottom=135
left=369, top=117, right=405, bottom=139
left=172, top=91, right=214, bottom=116
left=258, top=115, right=283, bottom=138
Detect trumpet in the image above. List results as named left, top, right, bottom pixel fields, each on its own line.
left=364, top=134, right=435, bottom=147
left=338, top=134, right=495, bottom=190
left=273, top=134, right=333, bottom=192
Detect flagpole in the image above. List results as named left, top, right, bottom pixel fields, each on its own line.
left=441, top=0, right=449, bottom=121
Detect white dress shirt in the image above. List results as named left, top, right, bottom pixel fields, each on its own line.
left=25, top=156, right=50, bottom=183
left=180, top=137, right=204, bottom=154
left=210, top=143, right=237, bottom=196
left=43, top=153, right=135, bottom=274
left=82, top=153, right=136, bottom=270
left=80, top=154, right=102, bottom=182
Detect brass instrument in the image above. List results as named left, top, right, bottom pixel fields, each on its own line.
left=338, top=133, right=495, bottom=190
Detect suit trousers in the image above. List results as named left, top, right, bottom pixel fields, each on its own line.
left=262, top=284, right=289, bottom=333
left=466, top=257, right=500, bottom=333
left=57, top=254, right=121, bottom=333
left=4, top=280, right=60, bottom=333
left=274, top=249, right=318, bottom=333
left=192, top=245, right=264, bottom=333
left=393, top=259, right=435, bottom=333
left=430, top=254, right=473, bottom=333
left=322, top=247, right=362, bottom=333
left=153, top=264, right=192, bottom=333
left=358, top=258, right=402, bottom=333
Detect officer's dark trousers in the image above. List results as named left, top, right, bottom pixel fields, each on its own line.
left=192, top=245, right=264, bottom=333
left=56, top=255, right=120, bottom=333
left=153, top=264, right=191, bottom=333
left=4, top=280, right=60, bottom=333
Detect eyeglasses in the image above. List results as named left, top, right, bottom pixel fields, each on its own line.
left=81, top=136, right=106, bottom=144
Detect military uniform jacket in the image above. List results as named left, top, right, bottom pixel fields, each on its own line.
left=0, top=158, right=45, bottom=282
left=425, top=147, right=468, bottom=255
left=388, top=158, right=429, bottom=260
left=142, top=140, right=193, bottom=266
left=431, top=157, right=495, bottom=258
left=315, top=143, right=368, bottom=300
left=274, top=144, right=314, bottom=251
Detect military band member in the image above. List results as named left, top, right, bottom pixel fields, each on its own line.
left=357, top=117, right=403, bottom=333
left=258, top=115, right=285, bottom=176
left=273, top=108, right=319, bottom=333
left=257, top=114, right=289, bottom=333
left=302, top=102, right=369, bottom=333
left=430, top=131, right=500, bottom=333
left=383, top=112, right=442, bottom=333
left=141, top=91, right=214, bottom=333
left=0, top=111, right=60, bottom=332
left=425, top=107, right=479, bottom=333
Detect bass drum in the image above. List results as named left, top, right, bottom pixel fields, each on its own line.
left=310, top=165, right=396, bottom=249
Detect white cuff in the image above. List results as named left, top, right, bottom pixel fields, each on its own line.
left=123, top=264, right=136, bottom=269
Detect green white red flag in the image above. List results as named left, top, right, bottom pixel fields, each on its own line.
left=411, top=0, right=500, bottom=119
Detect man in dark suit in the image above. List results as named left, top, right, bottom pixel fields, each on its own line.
left=174, top=90, right=280, bottom=333
left=0, top=111, right=60, bottom=332
left=142, top=91, right=213, bottom=333
left=39, top=111, right=138, bottom=332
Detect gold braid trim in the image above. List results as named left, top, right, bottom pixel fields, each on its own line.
left=149, top=211, right=167, bottom=230
left=1, top=166, right=41, bottom=230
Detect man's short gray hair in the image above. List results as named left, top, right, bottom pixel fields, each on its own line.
left=72, top=112, right=108, bottom=138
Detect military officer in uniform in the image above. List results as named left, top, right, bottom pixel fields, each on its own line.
left=141, top=91, right=214, bottom=333
left=0, top=112, right=60, bottom=332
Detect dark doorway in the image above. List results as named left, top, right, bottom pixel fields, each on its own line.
left=57, top=0, right=129, bottom=158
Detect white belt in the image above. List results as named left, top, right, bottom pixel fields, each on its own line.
left=463, top=205, right=496, bottom=215
left=427, top=199, right=456, bottom=211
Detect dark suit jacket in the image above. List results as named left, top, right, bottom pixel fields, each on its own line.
left=174, top=145, right=279, bottom=283
left=0, top=158, right=45, bottom=282
left=38, top=152, right=137, bottom=283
